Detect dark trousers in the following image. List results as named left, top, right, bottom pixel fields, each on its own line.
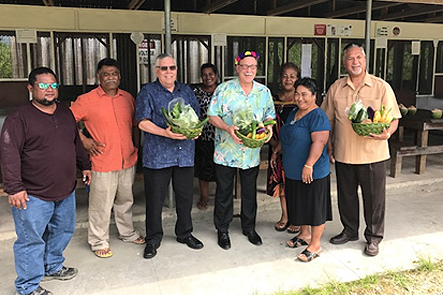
left=143, top=166, right=194, bottom=245
left=214, top=164, right=260, bottom=233
left=335, top=161, right=386, bottom=243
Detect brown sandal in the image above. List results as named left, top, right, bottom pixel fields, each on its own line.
left=132, top=236, right=145, bottom=244
left=93, top=248, right=113, bottom=258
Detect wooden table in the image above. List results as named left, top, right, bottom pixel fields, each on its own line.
left=391, top=114, right=443, bottom=177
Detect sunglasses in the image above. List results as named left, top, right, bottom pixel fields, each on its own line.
left=156, top=65, right=177, bottom=71
left=37, top=82, right=60, bottom=90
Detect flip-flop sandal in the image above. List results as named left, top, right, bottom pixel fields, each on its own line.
left=297, top=248, right=321, bottom=262
left=132, top=236, right=145, bottom=244
left=274, top=221, right=288, bottom=232
left=287, top=225, right=301, bottom=234
left=286, top=237, right=309, bottom=248
left=93, top=248, right=113, bottom=258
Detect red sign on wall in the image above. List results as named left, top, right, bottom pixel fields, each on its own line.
left=314, top=24, right=326, bottom=36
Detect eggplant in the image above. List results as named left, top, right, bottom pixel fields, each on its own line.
left=256, top=127, right=265, bottom=134
left=367, top=106, right=375, bottom=121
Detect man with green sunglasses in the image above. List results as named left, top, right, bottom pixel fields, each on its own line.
left=0, top=67, right=91, bottom=295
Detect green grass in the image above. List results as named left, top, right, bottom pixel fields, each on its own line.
left=263, top=257, right=443, bottom=295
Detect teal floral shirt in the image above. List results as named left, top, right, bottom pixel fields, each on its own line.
left=208, top=78, right=275, bottom=169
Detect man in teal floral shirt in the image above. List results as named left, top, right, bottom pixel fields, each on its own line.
left=208, top=51, right=275, bottom=250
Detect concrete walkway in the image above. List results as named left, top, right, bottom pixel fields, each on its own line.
left=1, top=154, right=443, bottom=295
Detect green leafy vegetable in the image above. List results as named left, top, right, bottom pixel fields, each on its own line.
left=233, top=108, right=254, bottom=135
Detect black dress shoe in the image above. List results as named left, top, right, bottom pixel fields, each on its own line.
left=177, top=235, right=204, bottom=250
left=243, top=230, right=262, bottom=246
left=143, top=244, right=159, bottom=259
left=364, top=241, right=379, bottom=256
left=217, top=231, right=231, bottom=250
left=329, top=232, right=359, bottom=245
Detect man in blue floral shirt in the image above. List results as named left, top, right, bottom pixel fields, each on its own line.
left=136, top=53, right=204, bottom=259
left=208, top=51, right=276, bottom=250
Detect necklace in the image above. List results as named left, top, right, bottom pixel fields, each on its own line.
left=290, top=105, right=317, bottom=124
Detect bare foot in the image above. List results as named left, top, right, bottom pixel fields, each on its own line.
left=196, top=196, right=208, bottom=209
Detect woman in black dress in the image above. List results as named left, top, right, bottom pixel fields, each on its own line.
left=192, top=63, right=219, bottom=209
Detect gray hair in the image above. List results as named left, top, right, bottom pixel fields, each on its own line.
left=155, top=53, right=176, bottom=67
left=343, top=43, right=366, bottom=59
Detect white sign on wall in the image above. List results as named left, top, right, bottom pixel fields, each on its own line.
left=339, top=25, right=352, bottom=36
left=139, top=40, right=157, bottom=64
left=161, top=16, right=178, bottom=32
left=212, top=33, right=226, bottom=47
left=412, top=41, right=420, bottom=55
left=327, top=25, right=338, bottom=36
left=130, top=32, right=145, bottom=45
left=301, top=44, right=312, bottom=78
left=376, top=37, right=387, bottom=49
left=16, top=29, right=37, bottom=43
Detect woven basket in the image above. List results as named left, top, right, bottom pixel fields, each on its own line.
left=235, top=130, right=270, bottom=148
left=169, top=124, right=204, bottom=139
left=351, top=122, right=390, bottom=136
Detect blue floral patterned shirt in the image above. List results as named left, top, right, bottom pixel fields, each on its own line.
left=136, top=79, right=200, bottom=169
left=207, top=78, right=275, bottom=169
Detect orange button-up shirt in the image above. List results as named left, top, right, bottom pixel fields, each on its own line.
left=70, top=86, right=138, bottom=172
left=322, top=73, right=401, bottom=164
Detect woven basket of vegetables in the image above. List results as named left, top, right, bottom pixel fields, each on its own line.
left=351, top=122, right=391, bottom=136
left=169, top=124, right=205, bottom=139
left=162, top=98, right=209, bottom=139
left=347, top=101, right=393, bottom=136
left=235, top=130, right=270, bottom=149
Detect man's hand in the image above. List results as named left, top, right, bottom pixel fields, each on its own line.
left=164, top=126, right=188, bottom=140
left=226, top=125, right=242, bottom=144
left=82, top=137, right=105, bottom=156
left=9, top=190, right=29, bottom=210
left=82, top=170, right=92, bottom=185
left=369, top=128, right=391, bottom=141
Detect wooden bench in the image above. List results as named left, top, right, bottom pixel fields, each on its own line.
left=390, top=140, right=443, bottom=177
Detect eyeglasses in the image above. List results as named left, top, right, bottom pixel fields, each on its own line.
left=37, top=82, right=59, bottom=90
left=238, top=64, right=257, bottom=70
left=156, top=65, right=177, bottom=71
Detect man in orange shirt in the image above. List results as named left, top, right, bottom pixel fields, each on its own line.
left=71, top=58, right=144, bottom=258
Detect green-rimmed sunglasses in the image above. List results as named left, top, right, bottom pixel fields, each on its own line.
left=37, top=82, right=60, bottom=90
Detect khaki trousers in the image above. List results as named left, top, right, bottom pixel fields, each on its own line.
left=88, top=165, right=139, bottom=251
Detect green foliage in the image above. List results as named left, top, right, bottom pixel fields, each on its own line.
left=0, top=42, right=13, bottom=78
left=416, top=254, right=436, bottom=272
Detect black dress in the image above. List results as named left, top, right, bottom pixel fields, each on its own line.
left=192, top=85, right=216, bottom=182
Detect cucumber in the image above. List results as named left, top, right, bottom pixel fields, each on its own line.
left=194, top=117, right=210, bottom=129
left=353, top=108, right=368, bottom=123
left=263, top=120, right=277, bottom=126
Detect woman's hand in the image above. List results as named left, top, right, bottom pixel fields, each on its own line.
left=302, top=165, right=313, bottom=184
left=270, top=152, right=278, bottom=169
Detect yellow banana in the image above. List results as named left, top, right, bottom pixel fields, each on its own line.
left=373, top=111, right=381, bottom=123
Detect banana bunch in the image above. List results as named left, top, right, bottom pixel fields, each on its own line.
left=373, top=105, right=393, bottom=123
